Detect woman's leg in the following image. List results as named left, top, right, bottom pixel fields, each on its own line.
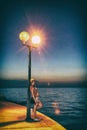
left=37, top=101, right=43, bottom=109
left=33, top=103, right=38, bottom=118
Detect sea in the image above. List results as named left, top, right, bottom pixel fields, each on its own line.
left=0, top=81, right=87, bottom=130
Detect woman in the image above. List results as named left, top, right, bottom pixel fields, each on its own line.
left=30, top=79, right=42, bottom=121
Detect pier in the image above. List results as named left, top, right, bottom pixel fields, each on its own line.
left=0, top=101, right=66, bottom=130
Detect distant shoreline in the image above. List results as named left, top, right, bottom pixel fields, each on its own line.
left=0, top=79, right=87, bottom=88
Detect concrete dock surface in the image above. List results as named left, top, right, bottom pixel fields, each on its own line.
left=0, top=101, right=66, bottom=130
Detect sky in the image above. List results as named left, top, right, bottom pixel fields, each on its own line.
left=0, top=0, right=87, bottom=82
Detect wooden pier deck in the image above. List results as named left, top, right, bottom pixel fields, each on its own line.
left=0, top=101, right=66, bottom=130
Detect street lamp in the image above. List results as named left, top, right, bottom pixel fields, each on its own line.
left=19, top=31, right=41, bottom=121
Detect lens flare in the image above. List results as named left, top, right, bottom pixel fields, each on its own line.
left=52, top=102, right=60, bottom=115
left=27, top=24, right=47, bottom=48
left=55, top=108, right=60, bottom=115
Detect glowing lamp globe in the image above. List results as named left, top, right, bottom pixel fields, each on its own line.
left=31, top=35, right=41, bottom=47
left=19, top=31, right=29, bottom=44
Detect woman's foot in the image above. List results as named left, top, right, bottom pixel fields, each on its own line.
left=33, top=117, right=41, bottom=121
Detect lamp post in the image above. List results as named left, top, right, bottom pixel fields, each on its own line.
left=19, top=31, right=41, bottom=121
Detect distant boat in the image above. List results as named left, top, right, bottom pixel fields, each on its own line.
left=48, top=82, right=50, bottom=86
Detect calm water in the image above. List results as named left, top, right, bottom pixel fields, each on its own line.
left=0, top=87, right=87, bottom=130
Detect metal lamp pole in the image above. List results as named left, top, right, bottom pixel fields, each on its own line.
left=26, top=46, right=32, bottom=121
left=19, top=31, right=41, bottom=122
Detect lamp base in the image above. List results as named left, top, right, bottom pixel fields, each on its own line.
left=25, top=117, right=34, bottom=122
